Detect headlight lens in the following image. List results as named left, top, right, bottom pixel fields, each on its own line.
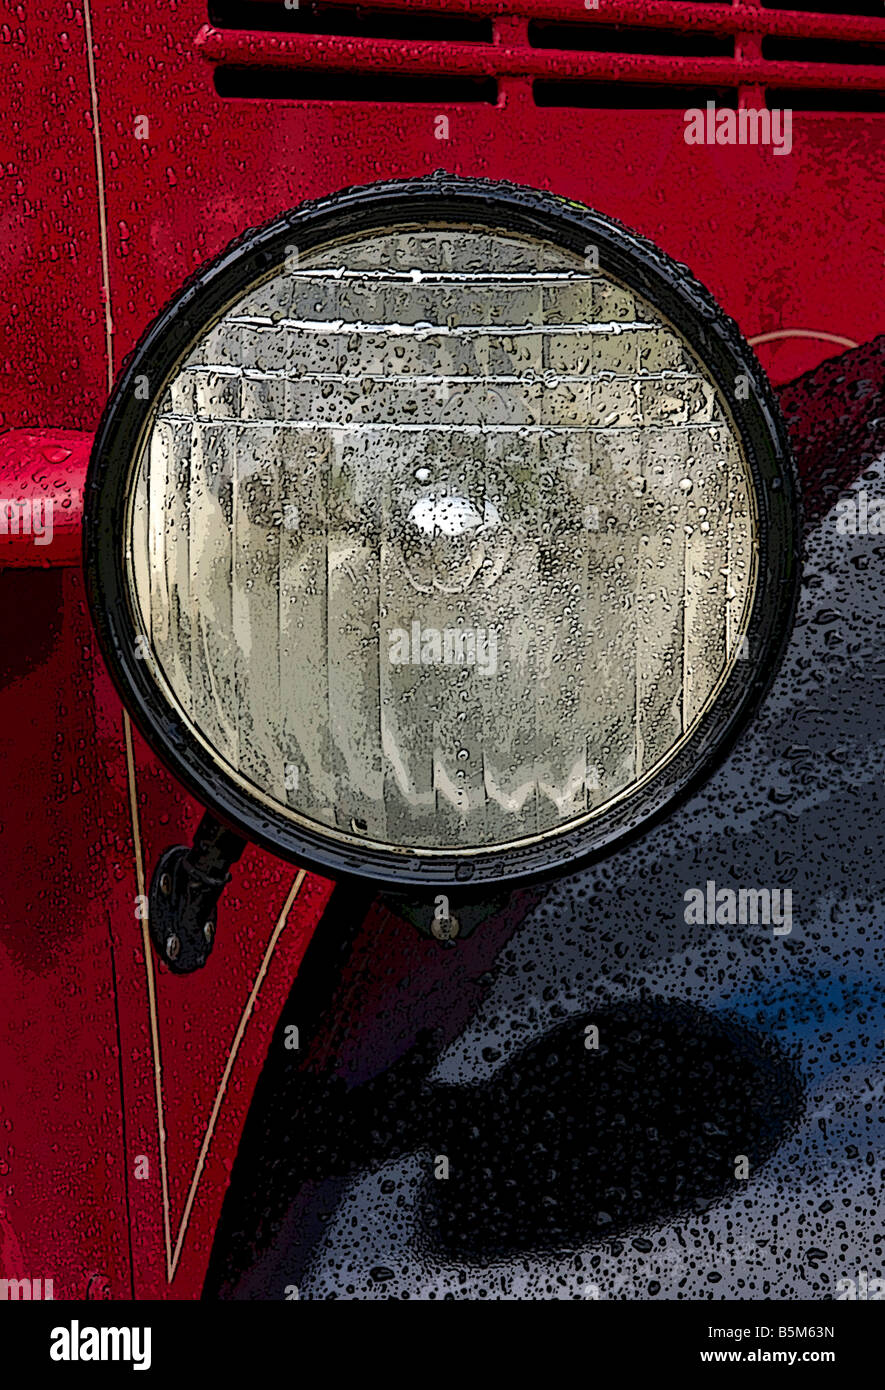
left=87, top=178, right=799, bottom=887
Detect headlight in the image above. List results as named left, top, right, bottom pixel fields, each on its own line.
left=85, top=176, right=799, bottom=889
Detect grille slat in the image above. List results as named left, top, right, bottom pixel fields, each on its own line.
left=200, top=1, right=885, bottom=107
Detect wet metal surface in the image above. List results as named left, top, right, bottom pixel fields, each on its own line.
left=209, top=453, right=885, bottom=1299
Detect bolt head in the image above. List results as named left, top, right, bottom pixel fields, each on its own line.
left=431, top=914, right=460, bottom=942
left=165, top=933, right=181, bottom=961
left=203, top=921, right=214, bottom=945
left=159, top=872, right=172, bottom=897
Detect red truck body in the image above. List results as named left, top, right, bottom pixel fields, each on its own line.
left=1, top=0, right=883, bottom=1299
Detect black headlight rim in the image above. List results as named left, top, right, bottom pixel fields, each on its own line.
left=84, top=174, right=801, bottom=891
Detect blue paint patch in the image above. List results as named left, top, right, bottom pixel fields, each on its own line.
left=717, top=973, right=885, bottom=1082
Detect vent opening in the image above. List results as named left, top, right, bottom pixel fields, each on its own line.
left=529, top=23, right=734, bottom=59
left=534, top=82, right=739, bottom=110
left=766, top=84, right=885, bottom=108
left=208, top=0, right=494, bottom=43
left=214, top=66, right=498, bottom=103
left=762, top=35, right=885, bottom=64
left=200, top=0, right=885, bottom=112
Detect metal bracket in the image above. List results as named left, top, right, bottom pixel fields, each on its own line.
left=377, top=889, right=510, bottom=944
left=148, top=812, right=247, bottom=974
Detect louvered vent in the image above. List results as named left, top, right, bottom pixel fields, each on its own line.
left=198, top=0, right=885, bottom=110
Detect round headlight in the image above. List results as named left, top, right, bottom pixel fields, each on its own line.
left=85, top=177, right=799, bottom=889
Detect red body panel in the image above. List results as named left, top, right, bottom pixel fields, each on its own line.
left=1, top=0, right=883, bottom=1298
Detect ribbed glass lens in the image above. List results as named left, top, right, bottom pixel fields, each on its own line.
left=127, top=224, right=756, bottom=856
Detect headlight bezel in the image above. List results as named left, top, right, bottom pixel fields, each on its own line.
left=85, top=175, right=800, bottom=890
